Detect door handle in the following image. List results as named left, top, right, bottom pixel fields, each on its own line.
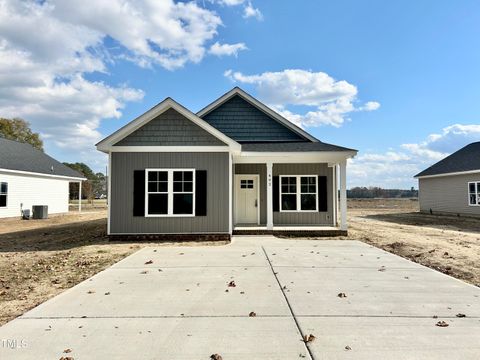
left=255, top=199, right=258, bottom=207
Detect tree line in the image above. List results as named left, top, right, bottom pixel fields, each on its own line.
left=347, top=187, right=418, bottom=199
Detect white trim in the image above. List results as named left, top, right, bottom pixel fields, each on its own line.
left=329, top=163, right=338, bottom=226
left=468, top=181, right=480, bottom=206
left=96, top=98, right=241, bottom=153
left=228, top=154, right=233, bottom=234
left=234, top=152, right=356, bottom=164
left=0, top=181, right=8, bottom=209
left=339, top=160, right=347, bottom=231
left=266, top=162, right=273, bottom=230
left=145, top=168, right=195, bottom=217
left=78, top=181, right=82, bottom=213
left=107, top=152, right=112, bottom=235
left=0, top=167, right=86, bottom=181
left=197, top=87, right=319, bottom=142
left=109, top=146, right=230, bottom=153
left=279, top=175, right=319, bottom=213
left=234, top=174, right=260, bottom=225
left=416, top=169, right=480, bottom=179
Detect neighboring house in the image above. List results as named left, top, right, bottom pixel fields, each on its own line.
left=96, top=87, right=357, bottom=239
left=415, top=141, right=480, bottom=217
left=0, top=138, right=85, bottom=218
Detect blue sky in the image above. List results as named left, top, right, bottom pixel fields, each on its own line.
left=1, top=0, right=480, bottom=188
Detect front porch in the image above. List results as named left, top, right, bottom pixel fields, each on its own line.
left=233, top=225, right=347, bottom=236
left=230, top=150, right=349, bottom=236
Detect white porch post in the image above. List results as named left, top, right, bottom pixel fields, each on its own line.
left=78, top=181, right=82, bottom=213
left=339, top=160, right=347, bottom=231
left=229, top=153, right=233, bottom=234
left=266, top=162, right=273, bottom=230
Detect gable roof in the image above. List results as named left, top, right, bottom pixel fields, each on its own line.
left=114, top=108, right=226, bottom=146
left=241, top=141, right=357, bottom=153
left=197, top=87, right=319, bottom=143
left=96, top=98, right=241, bottom=152
left=415, top=142, right=480, bottom=178
left=0, top=137, right=85, bottom=180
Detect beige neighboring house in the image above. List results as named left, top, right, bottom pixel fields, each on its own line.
left=415, top=141, right=480, bottom=217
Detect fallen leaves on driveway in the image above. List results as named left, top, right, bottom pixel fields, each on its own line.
left=249, top=311, right=256, bottom=317
left=87, top=290, right=95, bottom=294
left=228, top=280, right=236, bottom=287
left=303, top=334, right=316, bottom=343
left=456, top=313, right=466, bottom=318
left=63, top=349, right=72, bottom=353
left=144, top=260, right=153, bottom=265
left=337, top=292, right=347, bottom=298
left=436, top=321, right=449, bottom=327
left=210, top=354, right=223, bottom=360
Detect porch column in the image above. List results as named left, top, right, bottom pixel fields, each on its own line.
left=78, top=181, right=82, bottom=213
left=228, top=154, right=233, bottom=234
left=339, top=160, right=347, bottom=230
left=266, top=162, right=273, bottom=230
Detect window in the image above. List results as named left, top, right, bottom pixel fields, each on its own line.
left=0, top=182, right=7, bottom=208
left=240, top=179, right=254, bottom=189
left=280, top=175, right=318, bottom=212
left=468, top=182, right=480, bottom=206
left=145, top=169, right=195, bottom=216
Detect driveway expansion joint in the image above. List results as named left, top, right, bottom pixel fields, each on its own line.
left=261, top=246, right=315, bottom=360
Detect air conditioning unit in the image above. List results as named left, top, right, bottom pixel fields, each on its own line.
left=32, top=205, right=48, bottom=219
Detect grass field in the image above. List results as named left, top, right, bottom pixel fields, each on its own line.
left=0, top=199, right=479, bottom=326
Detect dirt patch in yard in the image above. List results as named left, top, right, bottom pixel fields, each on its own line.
left=0, top=210, right=227, bottom=326
left=344, top=199, right=480, bottom=287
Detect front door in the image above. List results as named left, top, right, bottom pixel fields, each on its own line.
left=235, top=175, right=259, bottom=224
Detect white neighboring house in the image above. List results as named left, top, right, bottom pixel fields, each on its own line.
left=0, top=138, right=86, bottom=218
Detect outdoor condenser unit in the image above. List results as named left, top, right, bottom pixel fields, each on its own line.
left=32, top=205, right=48, bottom=219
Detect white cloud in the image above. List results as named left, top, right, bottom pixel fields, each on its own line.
left=348, top=124, right=480, bottom=188
left=358, top=101, right=380, bottom=111
left=0, top=0, right=242, bottom=170
left=209, top=42, right=247, bottom=57
left=243, top=2, right=263, bottom=20
left=224, top=69, right=379, bottom=127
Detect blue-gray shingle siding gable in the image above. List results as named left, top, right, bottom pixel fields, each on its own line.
left=114, top=108, right=226, bottom=146
left=200, top=95, right=307, bottom=142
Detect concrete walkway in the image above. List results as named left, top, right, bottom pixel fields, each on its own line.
left=1, top=237, right=479, bottom=359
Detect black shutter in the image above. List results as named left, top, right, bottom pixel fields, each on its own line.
left=273, top=176, right=279, bottom=212
left=318, top=176, right=328, bottom=212
left=133, top=170, right=145, bottom=216
left=195, top=170, right=207, bottom=216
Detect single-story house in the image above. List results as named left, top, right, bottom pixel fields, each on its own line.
left=0, top=138, right=85, bottom=218
left=415, top=141, right=480, bottom=217
left=96, top=87, right=357, bottom=240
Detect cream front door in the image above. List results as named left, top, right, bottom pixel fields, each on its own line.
left=235, top=175, right=259, bottom=224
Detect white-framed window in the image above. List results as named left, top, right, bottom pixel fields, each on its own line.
left=0, top=182, right=7, bottom=208
left=145, top=169, right=195, bottom=216
left=280, top=175, right=318, bottom=212
left=468, top=181, right=480, bottom=206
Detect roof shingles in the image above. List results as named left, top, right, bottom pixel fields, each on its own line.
left=415, top=142, right=480, bottom=177
left=0, top=138, right=85, bottom=179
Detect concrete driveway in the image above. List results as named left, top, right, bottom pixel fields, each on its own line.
left=1, top=237, right=479, bottom=359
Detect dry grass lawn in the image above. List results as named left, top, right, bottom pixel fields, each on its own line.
left=0, top=211, right=226, bottom=326
left=344, top=199, right=480, bottom=287
left=0, top=200, right=479, bottom=326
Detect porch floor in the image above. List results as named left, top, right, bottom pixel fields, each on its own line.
left=233, top=225, right=346, bottom=237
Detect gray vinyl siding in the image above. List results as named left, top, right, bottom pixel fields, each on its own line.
left=235, top=164, right=267, bottom=224
left=273, top=163, right=334, bottom=225
left=201, top=95, right=306, bottom=142
left=110, top=152, right=230, bottom=234
left=419, top=174, right=480, bottom=217
left=115, top=108, right=226, bottom=146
